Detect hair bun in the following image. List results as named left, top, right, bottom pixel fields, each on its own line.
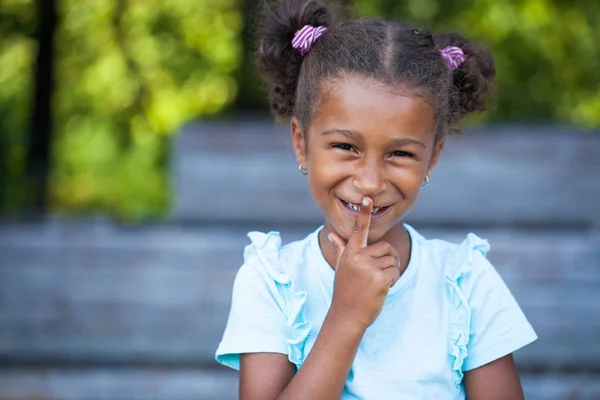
left=255, top=0, right=340, bottom=120
left=435, top=32, right=495, bottom=123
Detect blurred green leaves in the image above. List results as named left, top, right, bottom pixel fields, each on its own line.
left=0, top=0, right=36, bottom=211
left=1, top=0, right=242, bottom=219
left=52, top=0, right=242, bottom=219
left=351, top=0, right=600, bottom=128
left=1, top=0, right=598, bottom=219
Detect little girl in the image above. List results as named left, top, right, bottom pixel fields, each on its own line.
left=216, top=0, right=537, bottom=398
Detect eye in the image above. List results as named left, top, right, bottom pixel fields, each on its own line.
left=332, top=143, right=355, bottom=152
left=390, top=150, right=417, bottom=159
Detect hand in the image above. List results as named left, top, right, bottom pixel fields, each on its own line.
left=328, top=197, right=401, bottom=329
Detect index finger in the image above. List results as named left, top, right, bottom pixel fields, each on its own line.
left=347, top=197, right=372, bottom=249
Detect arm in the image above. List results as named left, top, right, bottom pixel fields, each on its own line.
left=463, top=354, right=525, bottom=400
left=240, top=310, right=366, bottom=400
left=458, top=242, right=536, bottom=399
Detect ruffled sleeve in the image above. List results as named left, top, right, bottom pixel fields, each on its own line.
left=215, top=231, right=311, bottom=370
left=445, top=234, right=490, bottom=387
left=446, top=233, right=537, bottom=387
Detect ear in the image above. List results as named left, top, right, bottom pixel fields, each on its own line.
left=426, top=133, right=446, bottom=176
left=291, top=117, right=308, bottom=168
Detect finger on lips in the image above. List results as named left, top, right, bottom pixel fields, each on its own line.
left=329, top=195, right=401, bottom=275
left=348, top=197, right=372, bottom=249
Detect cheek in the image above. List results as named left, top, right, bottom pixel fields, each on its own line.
left=388, top=164, right=427, bottom=193
left=305, top=150, right=351, bottom=211
left=307, top=154, right=343, bottom=195
left=387, top=168, right=425, bottom=222
left=404, top=171, right=425, bottom=193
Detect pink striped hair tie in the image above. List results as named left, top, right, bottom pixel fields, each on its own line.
left=440, top=46, right=466, bottom=71
left=292, top=25, right=328, bottom=56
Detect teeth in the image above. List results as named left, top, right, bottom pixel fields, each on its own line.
left=345, top=201, right=359, bottom=212
left=344, top=200, right=382, bottom=214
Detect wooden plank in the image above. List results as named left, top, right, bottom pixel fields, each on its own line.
left=0, top=368, right=599, bottom=400
left=0, top=368, right=238, bottom=400
left=172, top=121, right=600, bottom=227
left=521, top=374, right=600, bottom=400
left=0, top=222, right=598, bottom=368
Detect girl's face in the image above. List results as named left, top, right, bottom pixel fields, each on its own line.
left=292, top=77, right=444, bottom=244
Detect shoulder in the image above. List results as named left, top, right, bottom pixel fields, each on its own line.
left=216, top=231, right=317, bottom=370
left=408, top=226, right=536, bottom=376
left=236, top=229, right=316, bottom=288
left=407, top=224, right=491, bottom=280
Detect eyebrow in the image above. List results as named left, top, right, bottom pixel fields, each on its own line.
left=321, top=129, right=427, bottom=149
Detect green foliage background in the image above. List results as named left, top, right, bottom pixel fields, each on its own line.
left=0, top=0, right=36, bottom=214
left=1, top=0, right=598, bottom=219
left=1, top=0, right=242, bottom=219
left=349, top=0, right=600, bottom=127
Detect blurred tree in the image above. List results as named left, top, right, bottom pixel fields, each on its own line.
left=233, top=0, right=269, bottom=114
left=1, top=0, right=598, bottom=220
left=50, top=0, right=242, bottom=220
left=349, top=0, right=600, bottom=128
left=0, top=0, right=37, bottom=212
left=0, top=0, right=243, bottom=219
left=26, top=0, right=56, bottom=214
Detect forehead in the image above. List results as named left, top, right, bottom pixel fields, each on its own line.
left=310, top=76, right=436, bottom=143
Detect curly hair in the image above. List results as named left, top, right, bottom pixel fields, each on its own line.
left=255, top=0, right=495, bottom=141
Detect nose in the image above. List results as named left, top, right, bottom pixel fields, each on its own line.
left=351, top=159, right=387, bottom=196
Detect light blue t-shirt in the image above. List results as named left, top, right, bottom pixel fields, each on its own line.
left=216, top=224, right=537, bottom=399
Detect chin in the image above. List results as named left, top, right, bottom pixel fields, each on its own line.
left=329, top=215, right=395, bottom=243
left=367, top=224, right=395, bottom=243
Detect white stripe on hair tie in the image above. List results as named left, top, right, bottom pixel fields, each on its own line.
left=292, top=25, right=328, bottom=56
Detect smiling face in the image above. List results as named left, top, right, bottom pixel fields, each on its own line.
left=292, top=76, right=444, bottom=245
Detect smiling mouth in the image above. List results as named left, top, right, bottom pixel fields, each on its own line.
left=339, top=198, right=391, bottom=216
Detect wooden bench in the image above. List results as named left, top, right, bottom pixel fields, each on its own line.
left=1, top=222, right=599, bottom=399
left=0, top=121, right=599, bottom=399
left=173, top=121, right=600, bottom=228
left=1, top=222, right=599, bottom=368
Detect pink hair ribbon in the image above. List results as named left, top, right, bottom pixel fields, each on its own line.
left=440, top=46, right=466, bottom=71
left=292, top=25, right=328, bottom=56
